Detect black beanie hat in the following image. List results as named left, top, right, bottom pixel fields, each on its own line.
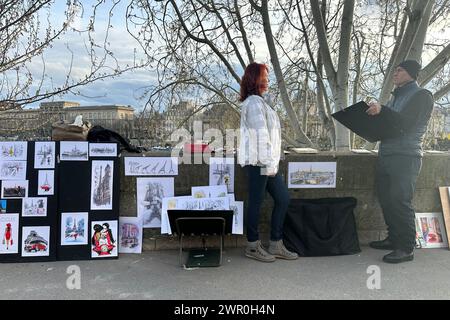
left=397, top=60, right=421, bottom=79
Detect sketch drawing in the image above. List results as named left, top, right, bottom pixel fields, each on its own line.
left=89, top=143, right=117, bottom=157
left=22, top=197, right=47, bottom=217
left=209, top=157, right=234, bottom=193
left=124, top=157, right=178, bottom=176
left=0, top=214, right=19, bottom=254
left=91, top=161, right=113, bottom=210
left=34, top=142, right=55, bottom=169
left=119, top=217, right=143, bottom=254
left=37, top=170, right=54, bottom=196
left=137, top=177, right=174, bottom=228
left=21, top=226, right=50, bottom=257
left=61, top=212, right=88, bottom=246
left=0, top=161, right=27, bottom=180
left=0, top=142, right=27, bottom=161
left=60, top=142, right=89, bottom=161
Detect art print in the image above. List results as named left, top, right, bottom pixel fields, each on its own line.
left=21, top=226, right=50, bottom=257
left=0, top=200, right=6, bottom=213
left=0, top=161, right=27, bottom=180
left=161, top=196, right=230, bottom=234
left=0, top=214, right=19, bottom=254
left=119, top=217, right=143, bottom=254
left=160, top=196, right=193, bottom=234
left=230, top=200, right=244, bottom=235
left=61, top=212, right=88, bottom=246
left=125, top=157, right=178, bottom=176
left=91, top=220, right=118, bottom=258
left=192, top=185, right=227, bottom=198
left=137, top=177, right=174, bottom=228
left=89, top=143, right=117, bottom=157
left=91, top=161, right=113, bottom=210
left=415, top=212, right=448, bottom=249
left=60, top=141, right=89, bottom=161
left=1, top=180, right=28, bottom=199
left=209, top=157, right=234, bottom=193
left=37, top=170, right=54, bottom=196
left=22, top=197, right=47, bottom=217
left=288, top=162, right=337, bottom=188
left=34, top=141, right=55, bottom=169
left=0, top=141, right=27, bottom=161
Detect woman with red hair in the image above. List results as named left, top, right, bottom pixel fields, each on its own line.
left=238, top=62, right=298, bottom=262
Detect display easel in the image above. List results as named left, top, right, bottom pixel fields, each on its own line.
left=168, top=210, right=233, bottom=267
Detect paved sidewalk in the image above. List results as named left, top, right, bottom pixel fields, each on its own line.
left=1, top=246, right=450, bottom=300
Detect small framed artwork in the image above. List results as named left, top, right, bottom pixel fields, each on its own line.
left=22, top=197, right=47, bottom=217
left=60, top=141, right=89, bottom=161
left=91, top=220, right=118, bottom=258
left=89, top=143, right=117, bottom=157
left=61, top=212, right=88, bottom=246
left=288, top=162, right=337, bottom=188
left=415, top=212, right=448, bottom=249
left=209, top=157, right=234, bottom=193
left=439, top=187, right=450, bottom=249
left=0, top=214, right=19, bottom=254
left=21, top=226, right=50, bottom=257
left=191, top=185, right=227, bottom=198
left=37, top=170, right=54, bottom=196
left=91, top=161, right=113, bottom=210
left=34, top=141, right=56, bottom=169
left=0, top=200, right=6, bottom=213
left=1, top=180, right=28, bottom=199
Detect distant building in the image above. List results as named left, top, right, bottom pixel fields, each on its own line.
left=0, top=101, right=135, bottom=139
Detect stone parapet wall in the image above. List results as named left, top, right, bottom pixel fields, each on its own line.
left=119, top=151, right=450, bottom=250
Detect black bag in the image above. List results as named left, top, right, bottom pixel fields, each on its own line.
left=87, top=125, right=145, bottom=153
left=283, top=197, right=361, bottom=256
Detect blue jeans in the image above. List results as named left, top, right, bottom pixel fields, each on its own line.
left=245, top=165, right=290, bottom=242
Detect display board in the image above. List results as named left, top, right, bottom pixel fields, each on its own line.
left=56, top=142, right=120, bottom=261
left=0, top=141, right=120, bottom=263
left=0, top=141, right=58, bottom=263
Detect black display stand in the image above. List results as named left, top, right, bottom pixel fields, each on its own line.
left=1, top=141, right=58, bottom=263
left=168, top=210, right=233, bottom=267
left=56, top=142, right=120, bottom=261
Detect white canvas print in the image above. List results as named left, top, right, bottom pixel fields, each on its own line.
left=60, top=141, right=89, bottom=161
left=89, top=143, right=117, bottom=157
left=230, top=200, right=244, bottom=235
left=125, top=157, right=178, bottom=176
left=91, top=220, right=118, bottom=258
left=34, top=141, right=55, bottom=169
left=415, top=212, right=448, bottom=249
left=137, top=177, right=174, bottom=228
left=209, top=157, right=235, bottom=193
left=61, top=212, right=88, bottom=246
left=0, top=141, right=27, bottom=160
left=0, top=161, right=27, bottom=180
left=288, top=162, right=337, bottom=188
left=21, top=226, right=50, bottom=257
left=22, top=197, right=47, bottom=217
left=192, top=185, right=228, bottom=198
left=91, top=161, right=114, bottom=210
left=37, top=170, right=54, bottom=196
left=119, top=217, right=143, bottom=254
left=1, top=180, right=28, bottom=199
left=161, top=196, right=230, bottom=234
left=0, top=214, right=19, bottom=254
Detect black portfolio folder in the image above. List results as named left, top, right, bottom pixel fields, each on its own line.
left=331, top=101, right=401, bottom=142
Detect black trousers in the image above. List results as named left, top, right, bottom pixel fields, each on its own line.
left=375, top=155, right=422, bottom=252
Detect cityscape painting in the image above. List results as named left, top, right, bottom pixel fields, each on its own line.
left=288, top=162, right=337, bottom=188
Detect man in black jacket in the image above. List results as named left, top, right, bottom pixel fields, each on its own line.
left=366, top=60, right=434, bottom=263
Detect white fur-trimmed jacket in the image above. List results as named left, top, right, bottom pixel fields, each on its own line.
left=237, top=94, right=281, bottom=175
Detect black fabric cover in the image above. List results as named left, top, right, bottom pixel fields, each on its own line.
left=283, top=197, right=361, bottom=256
